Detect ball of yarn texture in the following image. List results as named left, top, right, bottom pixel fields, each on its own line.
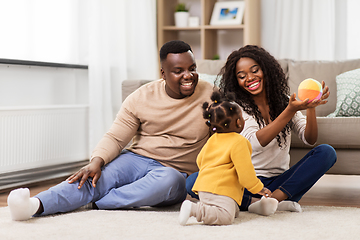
left=298, top=78, right=322, bottom=102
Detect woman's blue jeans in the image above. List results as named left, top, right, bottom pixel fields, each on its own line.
left=186, top=144, right=337, bottom=211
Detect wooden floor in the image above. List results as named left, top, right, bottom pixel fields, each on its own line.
left=297, top=174, right=360, bottom=208
left=1, top=174, right=360, bottom=208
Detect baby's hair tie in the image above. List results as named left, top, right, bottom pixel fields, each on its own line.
left=207, top=120, right=210, bottom=124
left=214, top=100, right=217, bottom=103
left=208, top=114, right=211, bottom=118
left=230, top=107, right=232, bottom=110
left=224, top=123, right=227, bottom=127
left=212, top=127, right=216, bottom=131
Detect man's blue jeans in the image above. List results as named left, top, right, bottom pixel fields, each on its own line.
left=186, top=144, right=337, bottom=211
left=35, top=150, right=187, bottom=216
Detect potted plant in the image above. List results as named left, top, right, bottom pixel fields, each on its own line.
left=174, top=3, right=189, bottom=27
left=212, top=54, right=220, bottom=60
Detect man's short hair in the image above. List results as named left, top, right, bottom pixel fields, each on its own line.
left=159, top=40, right=192, bottom=62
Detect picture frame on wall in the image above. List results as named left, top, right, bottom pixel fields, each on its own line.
left=210, top=1, right=245, bottom=25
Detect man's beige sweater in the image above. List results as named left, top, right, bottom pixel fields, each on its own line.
left=91, top=79, right=214, bottom=175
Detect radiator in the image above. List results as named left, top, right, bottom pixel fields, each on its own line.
left=0, top=105, right=89, bottom=189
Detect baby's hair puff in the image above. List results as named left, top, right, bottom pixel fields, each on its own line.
left=202, top=91, right=240, bottom=133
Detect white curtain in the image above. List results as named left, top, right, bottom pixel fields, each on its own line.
left=83, top=0, right=159, bottom=151
left=261, top=0, right=340, bottom=61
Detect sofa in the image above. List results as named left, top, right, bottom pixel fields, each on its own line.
left=122, top=58, right=360, bottom=175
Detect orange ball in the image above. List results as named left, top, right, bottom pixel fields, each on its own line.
left=298, top=78, right=322, bottom=102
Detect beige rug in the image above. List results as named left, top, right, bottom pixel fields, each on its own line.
left=1, top=204, right=359, bottom=240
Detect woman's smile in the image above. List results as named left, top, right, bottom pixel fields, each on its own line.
left=247, top=80, right=261, bottom=91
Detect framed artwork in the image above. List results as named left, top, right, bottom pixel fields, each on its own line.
left=210, top=1, right=245, bottom=25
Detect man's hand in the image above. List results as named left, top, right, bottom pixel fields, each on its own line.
left=66, top=157, right=105, bottom=189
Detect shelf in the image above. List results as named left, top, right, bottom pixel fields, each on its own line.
left=157, top=0, right=261, bottom=60
left=204, top=25, right=245, bottom=30
left=163, top=26, right=201, bottom=30
left=163, top=25, right=245, bottom=30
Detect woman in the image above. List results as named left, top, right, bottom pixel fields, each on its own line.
left=186, top=45, right=336, bottom=215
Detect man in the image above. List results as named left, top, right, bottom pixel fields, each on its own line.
left=7, top=40, right=214, bottom=220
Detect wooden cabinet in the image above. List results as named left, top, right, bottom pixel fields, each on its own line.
left=157, top=0, right=261, bottom=60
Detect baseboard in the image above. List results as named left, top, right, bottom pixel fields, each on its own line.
left=0, top=160, right=88, bottom=191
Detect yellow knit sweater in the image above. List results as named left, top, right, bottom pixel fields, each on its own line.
left=192, top=132, right=264, bottom=205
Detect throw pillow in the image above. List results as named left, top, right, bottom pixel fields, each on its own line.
left=327, top=68, right=360, bottom=117
left=198, top=73, right=219, bottom=86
